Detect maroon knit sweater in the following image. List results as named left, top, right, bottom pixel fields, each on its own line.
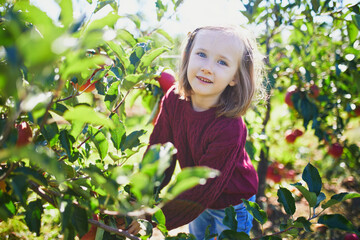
left=149, top=86, right=258, bottom=230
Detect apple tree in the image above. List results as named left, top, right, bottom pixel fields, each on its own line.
left=238, top=0, right=360, bottom=238
left=0, top=0, right=218, bottom=239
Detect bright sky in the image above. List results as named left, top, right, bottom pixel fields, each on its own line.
left=30, top=0, right=250, bottom=37
left=117, top=0, right=249, bottom=36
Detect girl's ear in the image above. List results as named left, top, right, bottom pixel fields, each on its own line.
left=229, top=79, right=237, bottom=87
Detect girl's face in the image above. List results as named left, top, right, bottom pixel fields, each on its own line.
left=187, top=29, right=239, bottom=108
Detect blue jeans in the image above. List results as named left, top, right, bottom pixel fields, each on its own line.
left=189, top=195, right=255, bottom=240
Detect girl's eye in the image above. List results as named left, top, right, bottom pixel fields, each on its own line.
left=197, top=52, right=206, bottom=58
left=218, top=60, right=228, bottom=66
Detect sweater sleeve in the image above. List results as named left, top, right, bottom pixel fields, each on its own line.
left=162, top=120, right=247, bottom=230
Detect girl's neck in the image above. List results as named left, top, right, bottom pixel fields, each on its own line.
left=191, top=94, right=219, bottom=112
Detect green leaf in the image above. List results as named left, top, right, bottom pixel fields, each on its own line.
left=59, top=130, right=76, bottom=162
left=218, top=230, right=250, bottom=240
left=11, top=175, right=29, bottom=205
left=107, top=41, right=130, bottom=68
left=14, top=2, right=59, bottom=37
left=277, top=187, right=296, bottom=215
left=25, top=199, right=43, bottom=236
left=316, top=192, right=326, bottom=208
left=347, top=22, right=359, bottom=44
left=121, top=130, right=146, bottom=151
left=223, top=206, right=238, bottom=231
left=83, top=12, right=120, bottom=35
left=109, top=114, right=126, bottom=150
left=139, top=47, right=169, bottom=70
left=72, top=205, right=89, bottom=237
left=0, top=191, right=16, bottom=220
left=13, top=167, right=47, bottom=186
left=155, top=29, right=174, bottom=44
left=41, top=122, right=59, bottom=147
left=167, top=167, right=219, bottom=198
left=117, top=29, right=137, bottom=47
left=88, top=127, right=108, bottom=160
left=352, top=14, right=360, bottom=30
left=63, top=105, right=115, bottom=129
left=294, top=216, right=312, bottom=232
left=302, top=163, right=322, bottom=195
left=141, top=143, right=175, bottom=178
left=104, top=81, right=121, bottom=111
left=59, top=0, right=73, bottom=28
left=292, top=183, right=317, bottom=207
left=122, top=74, right=144, bottom=90
left=318, top=214, right=358, bottom=234
left=322, top=192, right=360, bottom=210
left=152, top=208, right=166, bottom=226
left=243, top=199, right=267, bottom=225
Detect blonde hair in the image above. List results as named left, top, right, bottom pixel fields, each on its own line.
left=176, top=25, right=267, bottom=118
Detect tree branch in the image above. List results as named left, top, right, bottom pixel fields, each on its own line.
left=88, top=218, right=140, bottom=240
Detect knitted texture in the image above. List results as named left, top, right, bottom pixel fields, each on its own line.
left=149, top=86, right=258, bottom=230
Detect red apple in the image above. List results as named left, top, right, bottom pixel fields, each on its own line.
left=344, top=233, right=359, bottom=240
left=79, top=68, right=104, bottom=92
left=354, top=105, right=360, bottom=117
left=266, top=163, right=283, bottom=183
left=16, top=121, right=32, bottom=147
left=309, top=84, right=320, bottom=98
left=81, top=214, right=99, bottom=240
left=327, top=143, right=343, bottom=158
left=285, top=169, right=296, bottom=180
left=293, top=129, right=304, bottom=137
left=285, top=85, right=298, bottom=108
left=156, top=70, right=175, bottom=93
left=285, top=130, right=297, bottom=143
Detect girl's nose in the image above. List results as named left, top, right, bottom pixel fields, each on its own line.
left=200, top=63, right=213, bottom=75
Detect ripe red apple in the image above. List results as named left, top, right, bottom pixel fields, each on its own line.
left=327, top=143, right=343, bottom=158
left=79, top=79, right=98, bottom=92
left=285, top=85, right=298, bottom=108
left=81, top=214, right=99, bottom=240
left=266, top=162, right=284, bottom=183
left=344, top=233, right=359, bottom=240
left=293, top=129, right=304, bottom=137
left=309, top=84, right=320, bottom=98
left=285, top=169, right=296, bottom=180
left=285, top=130, right=297, bottom=143
left=16, top=121, right=32, bottom=147
left=156, top=70, right=175, bottom=93
left=354, top=105, right=360, bottom=117
left=79, top=68, right=105, bottom=93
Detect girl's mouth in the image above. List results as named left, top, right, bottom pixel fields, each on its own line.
left=197, top=76, right=213, bottom=83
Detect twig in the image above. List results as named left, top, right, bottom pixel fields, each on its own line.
left=88, top=218, right=140, bottom=240
left=28, top=180, right=58, bottom=208
left=0, top=162, right=16, bottom=181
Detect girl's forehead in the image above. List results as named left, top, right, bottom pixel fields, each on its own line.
left=193, top=29, right=241, bottom=47
left=192, top=29, right=242, bottom=54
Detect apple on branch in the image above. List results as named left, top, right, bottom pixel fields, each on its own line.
left=285, top=85, right=298, bottom=108
left=16, top=121, right=32, bottom=147
left=155, top=69, right=176, bottom=93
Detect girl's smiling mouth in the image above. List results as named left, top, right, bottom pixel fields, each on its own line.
left=197, top=76, right=213, bottom=83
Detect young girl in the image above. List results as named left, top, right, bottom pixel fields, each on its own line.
left=149, top=25, right=266, bottom=239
